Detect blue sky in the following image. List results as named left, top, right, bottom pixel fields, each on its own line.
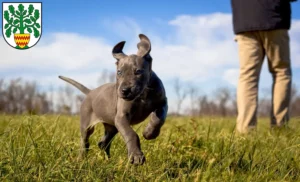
left=1, top=0, right=300, bottom=112
left=2, top=0, right=299, bottom=41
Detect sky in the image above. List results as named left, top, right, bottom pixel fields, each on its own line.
left=1, top=0, right=300, bottom=112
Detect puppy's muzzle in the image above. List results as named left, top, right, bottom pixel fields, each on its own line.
left=120, top=86, right=134, bottom=100
left=120, top=85, right=143, bottom=100
left=122, top=87, right=131, bottom=96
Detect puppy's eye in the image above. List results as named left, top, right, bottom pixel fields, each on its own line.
left=117, top=70, right=122, bottom=76
left=135, top=69, right=144, bottom=75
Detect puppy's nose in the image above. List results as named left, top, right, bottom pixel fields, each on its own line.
left=122, top=87, right=131, bottom=95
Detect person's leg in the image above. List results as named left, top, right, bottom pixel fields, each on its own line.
left=235, top=32, right=265, bottom=133
left=262, top=29, right=292, bottom=127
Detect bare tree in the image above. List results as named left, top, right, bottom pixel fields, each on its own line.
left=215, top=87, right=231, bottom=117
left=48, top=84, right=54, bottom=113
left=187, top=85, right=199, bottom=116
left=290, top=85, right=300, bottom=117
left=231, top=93, right=238, bottom=116
left=173, top=77, right=187, bottom=115
left=0, top=79, right=6, bottom=112
left=75, top=95, right=85, bottom=114
left=98, top=69, right=115, bottom=85
left=0, top=78, right=52, bottom=114
left=198, top=95, right=217, bottom=116
left=57, top=84, right=74, bottom=115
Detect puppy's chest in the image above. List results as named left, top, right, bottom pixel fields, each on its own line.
left=133, top=98, right=155, bottom=113
left=130, top=99, right=156, bottom=123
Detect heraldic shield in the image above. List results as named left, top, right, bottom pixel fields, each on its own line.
left=2, top=2, right=42, bottom=50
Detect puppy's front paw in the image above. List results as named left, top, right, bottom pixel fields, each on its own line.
left=129, top=153, right=145, bottom=165
left=143, top=125, right=160, bottom=140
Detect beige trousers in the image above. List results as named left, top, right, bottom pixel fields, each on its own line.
left=235, top=29, right=292, bottom=133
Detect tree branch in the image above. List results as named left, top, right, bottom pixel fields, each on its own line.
left=23, top=14, right=32, bottom=18
left=24, top=23, right=35, bottom=29
left=24, top=18, right=38, bottom=29
left=11, top=12, right=20, bottom=19
left=6, top=21, right=18, bottom=29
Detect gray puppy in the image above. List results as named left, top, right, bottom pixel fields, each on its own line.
left=58, top=34, right=168, bottom=165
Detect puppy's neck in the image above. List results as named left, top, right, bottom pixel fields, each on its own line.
left=139, top=71, right=155, bottom=101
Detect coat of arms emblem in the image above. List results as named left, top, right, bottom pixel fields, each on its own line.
left=2, top=2, right=42, bottom=49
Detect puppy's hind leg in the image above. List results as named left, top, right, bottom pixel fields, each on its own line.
left=98, top=123, right=118, bottom=158
left=79, top=111, right=95, bottom=158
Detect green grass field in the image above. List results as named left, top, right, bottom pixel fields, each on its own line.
left=0, top=115, right=300, bottom=181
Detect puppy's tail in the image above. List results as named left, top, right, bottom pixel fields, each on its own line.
left=58, top=76, right=90, bottom=95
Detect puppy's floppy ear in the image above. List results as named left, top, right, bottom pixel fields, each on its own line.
left=137, top=34, right=151, bottom=58
left=112, top=41, right=127, bottom=60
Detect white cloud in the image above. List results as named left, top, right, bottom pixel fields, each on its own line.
left=223, top=68, right=239, bottom=86
left=148, top=13, right=239, bottom=82
left=0, top=33, right=113, bottom=70
left=0, top=71, right=111, bottom=98
left=290, top=20, right=300, bottom=68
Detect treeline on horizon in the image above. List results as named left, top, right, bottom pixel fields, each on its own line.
left=1, top=72, right=300, bottom=117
